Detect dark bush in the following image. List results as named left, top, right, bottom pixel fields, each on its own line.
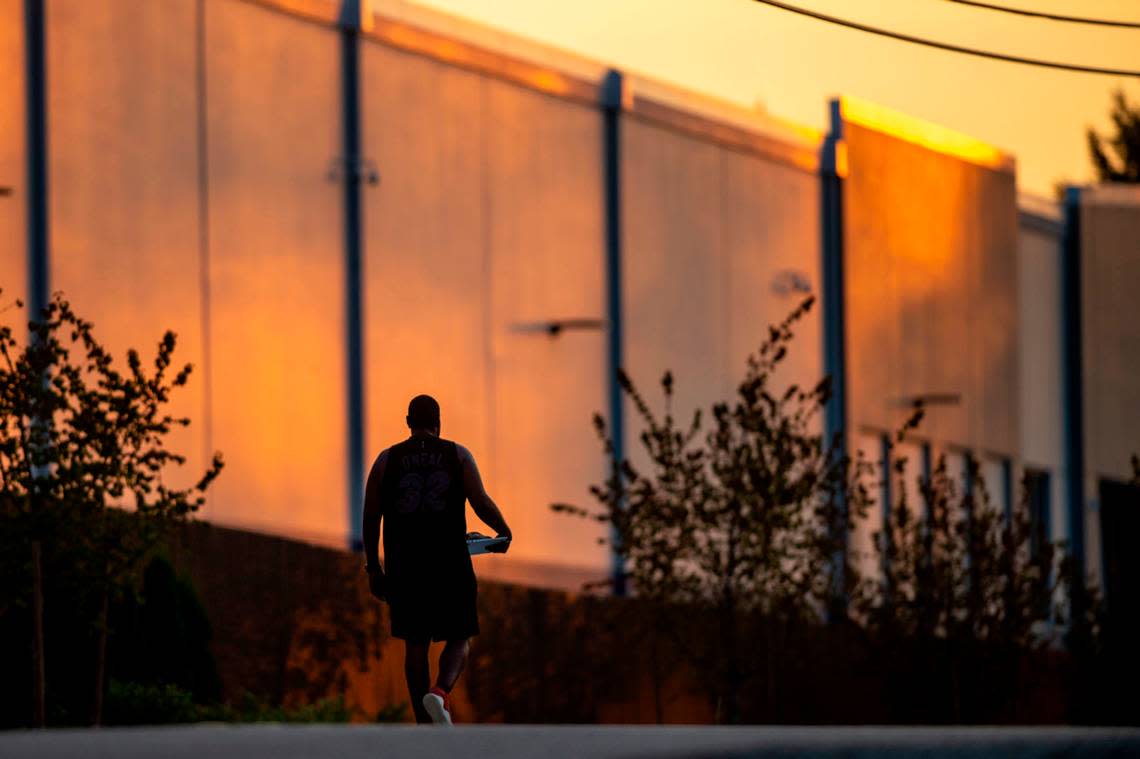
left=107, top=555, right=221, bottom=704
left=103, top=680, right=199, bottom=725
left=201, top=692, right=353, bottom=723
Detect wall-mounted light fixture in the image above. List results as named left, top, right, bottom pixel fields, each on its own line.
left=891, top=392, right=962, bottom=407
left=509, top=318, right=607, bottom=338
left=771, top=269, right=812, bottom=296
left=327, top=157, right=379, bottom=186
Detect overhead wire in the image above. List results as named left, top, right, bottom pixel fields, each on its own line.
left=748, top=0, right=1140, bottom=77
left=944, top=1, right=1140, bottom=30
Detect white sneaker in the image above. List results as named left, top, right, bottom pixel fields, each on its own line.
left=423, top=688, right=453, bottom=725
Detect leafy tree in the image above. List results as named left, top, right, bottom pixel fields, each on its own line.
left=553, top=298, right=873, bottom=723
left=1087, top=89, right=1140, bottom=183
left=856, top=421, right=1095, bottom=722
left=0, top=291, right=223, bottom=725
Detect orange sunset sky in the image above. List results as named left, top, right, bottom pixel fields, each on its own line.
left=407, top=0, right=1140, bottom=198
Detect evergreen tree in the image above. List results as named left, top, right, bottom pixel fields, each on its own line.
left=1087, top=89, right=1140, bottom=183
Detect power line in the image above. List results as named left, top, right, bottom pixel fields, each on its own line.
left=749, top=0, right=1140, bottom=77
left=945, top=1, right=1140, bottom=30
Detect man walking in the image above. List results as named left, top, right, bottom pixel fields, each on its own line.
left=362, top=395, right=512, bottom=724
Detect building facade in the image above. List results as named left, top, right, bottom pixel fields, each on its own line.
left=2, top=0, right=1136, bottom=601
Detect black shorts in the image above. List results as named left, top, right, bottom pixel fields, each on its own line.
left=387, top=568, right=479, bottom=643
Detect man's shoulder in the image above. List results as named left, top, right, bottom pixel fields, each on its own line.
left=381, top=438, right=413, bottom=457
left=366, top=447, right=391, bottom=483
left=381, top=436, right=469, bottom=462
left=449, top=440, right=474, bottom=464
left=377, top=442, right=402, bottom=459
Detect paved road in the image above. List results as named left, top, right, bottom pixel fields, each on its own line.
left=3, top=724, right=1138, bottom=758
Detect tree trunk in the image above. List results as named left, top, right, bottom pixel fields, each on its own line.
left=719, top=602, right=740, bottom=724
left=766, top=615, right=776, bottom=720
left=950, top=650, right=962, bottom=723
left=720, top=522, right=741, bottom=725
left=720, top=676, right=740, bottom=726
left=650, top=625, right=664, bottom=724
left=91, top=589, right=108, bottom=726
left=31, top=541, right=45, bottom=728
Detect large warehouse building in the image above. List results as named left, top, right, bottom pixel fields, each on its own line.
left=2, top=0, right=1138, bottom=607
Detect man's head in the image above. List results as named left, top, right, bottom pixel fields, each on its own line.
left=406, top=394, right=441, bottom=435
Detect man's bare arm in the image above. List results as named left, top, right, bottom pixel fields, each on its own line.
left=362, top=449, right=388, bottom=569
left=458, top=445, right=512, bottom=539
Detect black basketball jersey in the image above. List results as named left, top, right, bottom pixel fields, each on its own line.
left=379, top=435, right=472, bottom=584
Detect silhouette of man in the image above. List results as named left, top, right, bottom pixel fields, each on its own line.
left=362, top=394, right=512, bottom=724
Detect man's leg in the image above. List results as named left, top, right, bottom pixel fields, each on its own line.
left=404, top=640, right=432, bottom=724
left=435, top=638, right=469, bottom=693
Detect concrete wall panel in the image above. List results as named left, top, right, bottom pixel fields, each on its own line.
left=361, top=41, right=608, bottom=573
left=974, top=174, right=1020, bottom=457
left=622, top=119, right=824, bottom=580
left=205, top=0, right=344, bottom=543
left=722, top=152, right=822, bottom=392
left=843, top=116, right=1018, bottom=459
left=845, top=124, right=976, bottom=445
left=483, top=78, right=607, bottom=572
left=360, top=44, right=488, bottom=468
left=1018, top=219, right=1066, bottom=541
left=623, top=119, right=728, bottom=419
left=1079, top=189, right=1140, bottom=584
left=0, top=0, right=25, bottom=311
left=1081, top=189, right=1140, bottom=485
left=623, top=120, right=823, bottom=428
left=47, top=0, right=205, bottom=488
left=1018, top=224, right=1064, bottom=471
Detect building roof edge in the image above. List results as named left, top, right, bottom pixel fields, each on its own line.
left=838, top=95, right=1016, bottom=174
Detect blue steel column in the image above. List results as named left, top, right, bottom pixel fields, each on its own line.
left=601, top=70, right=626, bottom=596
left=25, top=0, right=49, bottom=322
left=821, top=99, right=848, bottom=614
left=341, top=2, right=366, bottom=550
left=1061, top=187, right=1086, bottom=603
left=821, top=101, right=848, bottom=450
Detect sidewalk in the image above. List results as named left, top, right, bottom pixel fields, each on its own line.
left=3, top=724, right=1139, bottom=758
